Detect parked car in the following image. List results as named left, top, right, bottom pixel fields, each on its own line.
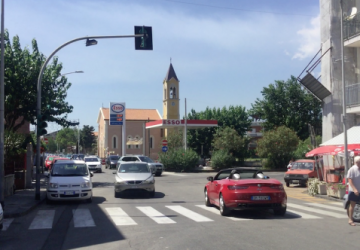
left=48, top=157, right=69, bottom=171
left=204, top=167, right=287, bottom=216
left=283, top=159, right=323, bottom=187
left=45, top=160, right=93, bottom=203
left=105, top=155, right=120, bottom=169
left=113, top=162, right=155, bottom=198
left=44, top=155, right=56, bottom=170
left=343, top=180, right=360, bottom=222
left=84, top=156, right=102, bottom=173
left=0, top=202, right=3, bottom=231
left=119, top=155, right=164, bottom=176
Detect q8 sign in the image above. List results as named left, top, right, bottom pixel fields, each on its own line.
left=110, top=102, right=126, bottom=125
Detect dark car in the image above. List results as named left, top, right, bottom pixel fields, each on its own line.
left=106, top=155, right=120, bottom=169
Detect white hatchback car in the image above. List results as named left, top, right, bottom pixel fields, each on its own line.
left=84, top=156, right=102, bottom=173
left=46, top=160, right=93, bottom=203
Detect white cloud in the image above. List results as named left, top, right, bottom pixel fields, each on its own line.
left=292, top=15, right=320, bottom=60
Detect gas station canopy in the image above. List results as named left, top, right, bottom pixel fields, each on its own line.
left=145, top=119, right=218, bottom=129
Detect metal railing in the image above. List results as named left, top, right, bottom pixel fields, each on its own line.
left=344, top=12, right=360, bottom=40
left=346, top=82, right=360, bottom=106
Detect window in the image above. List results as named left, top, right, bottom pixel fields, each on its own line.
left=164, top=89, right=166, bottom=99
left=160, top=129, right=163, bottom=137
left=150, top=136, right=153, bottom=149
left=113, top=136, right=117, bottom=149
left=127, top=135, right=132, bottom=149
left=170, top=87, right=173, bottom=99
left=173, top=87, right=176, bottom=98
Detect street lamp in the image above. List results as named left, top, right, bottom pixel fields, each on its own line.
left=58, top=71, right=84, bottom=78
left=35, top=33, right=145, bottom=200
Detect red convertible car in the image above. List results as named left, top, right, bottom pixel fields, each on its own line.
left=204, top=168, right=287, bottom=216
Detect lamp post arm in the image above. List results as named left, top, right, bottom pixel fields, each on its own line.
left=35, top=34, right=144, bottom=200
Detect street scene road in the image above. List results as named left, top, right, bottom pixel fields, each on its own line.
left=0, top=169, right=356, bottom=250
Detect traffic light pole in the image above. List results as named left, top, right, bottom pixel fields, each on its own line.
left=35, top=34, right=145, bottom=200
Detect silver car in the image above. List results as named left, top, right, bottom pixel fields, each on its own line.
left=113, top=162, right=155, bottom=198
left=119, top=155, right=164, bottom=176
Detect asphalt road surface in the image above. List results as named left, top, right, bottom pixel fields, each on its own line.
left=0, top=168, right=357, bottom=250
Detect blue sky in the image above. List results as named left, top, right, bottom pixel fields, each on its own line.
left=4, top=0, right=320, bottom=132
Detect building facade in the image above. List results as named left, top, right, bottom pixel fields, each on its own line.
left=97, top=63, right=182, bottom=159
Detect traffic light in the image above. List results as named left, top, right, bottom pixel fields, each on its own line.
left=37, top=114, right=48, bottom=136
left=134, top=26, right=153, bottom=50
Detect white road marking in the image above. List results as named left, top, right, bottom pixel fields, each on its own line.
left=137, top=206, right=176, bottom=224
left=329, top=202, right=343, bottom=207
left=1, top=218, right=14, bottom=231
left=166, top=205, right=213, bottom=222
left=105, top=207, right=137, bottom=226
left=305, top=203, right=345, bottom=212
left=287, top=203, right=348, bottom=218
left=195, top=205, right=252, bottom=221
left=163, top=172, right=186, bottom=177
left=29, top=210, right=55, bottom=229
left=72, top=208, right=95, bottom=228
left=286, top=209, right=322, bottom=219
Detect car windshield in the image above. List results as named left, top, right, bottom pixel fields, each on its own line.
left=291, top=162, right=313, bottom=170
left=215, top=169, right=259, bottom=180
left=84, top=158, right=98, bottom=162
left=118, top=164, right=149, bottom=173
left=47, top=157, right=54, bottom=161
left=51, top=163, right=89, bottom=176
left=139, top=156, right=154, bottom=163
left=110, top=156, right=120, bottom=160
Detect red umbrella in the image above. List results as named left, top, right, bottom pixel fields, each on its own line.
left=305, top=145, right=342, bottom=157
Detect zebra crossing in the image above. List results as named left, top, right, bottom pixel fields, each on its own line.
left=1, top=201, right=348, bottom=231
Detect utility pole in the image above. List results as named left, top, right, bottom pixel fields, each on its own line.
left=0, top=0, right=5, bottom=208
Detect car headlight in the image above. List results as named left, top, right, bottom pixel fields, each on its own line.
left=49, top=183, right=58, bottom=188
left=303, top=174, right=309, bottom=178
left=284, top=174, right=289, bottom=178
left=115, top=176, right=127, bottom=185
left=81, top=181, right=90, bottom=188
left=142, top=176, right=155, bottom=184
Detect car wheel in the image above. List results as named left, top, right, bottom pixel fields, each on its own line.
left=204, top=188, right=212, bottom=207
left=219, top=193, right=230, bottom=216
left=114, top=190, right=121, bottom=198
left=86, top=196, right=92, bottom=203
left=347, top=203, right=360, bottom=222
left=286, top=182, right=290, bottom=187
left=274, top=206, right=287, bottom=216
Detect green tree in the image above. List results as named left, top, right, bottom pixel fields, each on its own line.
left=212, top=127, right=248, bottom=162
left=187, top=105, right=252, bottom=157
left=2, top=30, right=74, bottom=132
left=80, top=125, right=96, bottom=154
left=256, top=126, right=299, bottom=169
left=165, top=129, right=183, bottom=149
left=46, top=137, right=57, bottom=153
left=249, top=76, right=322, bottom=140
left=56, top=128, right=78, bottom=153
left=293, top=135, right=322, bottom=159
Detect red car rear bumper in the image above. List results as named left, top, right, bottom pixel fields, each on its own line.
left=224, top=192, right=287, bottom=210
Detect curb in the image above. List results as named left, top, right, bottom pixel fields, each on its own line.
left=3, top=193, right=47, bottom=219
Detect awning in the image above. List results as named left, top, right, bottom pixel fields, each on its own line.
left=298, top=73, right=331, bottom=101
left=305, top=145, right=342, bottom=157
left=320, top=126, right=360, bottom=146
left=305, top=143, right=360, bottom=157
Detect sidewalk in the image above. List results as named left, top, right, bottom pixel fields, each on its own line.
left=3, top=174, right=47, bottom=218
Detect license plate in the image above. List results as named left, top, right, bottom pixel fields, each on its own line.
left=251, top=196, right=270, bottom=200
left=131, top=186, right=138, bottom=189
left=292, top=180, right=299, bottom=183
left=64, top=191, right=75, bottom=195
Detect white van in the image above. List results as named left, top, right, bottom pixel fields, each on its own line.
left=46, top=160, right=93, bottom=203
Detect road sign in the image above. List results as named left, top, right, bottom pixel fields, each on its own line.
left=110, top=102, right=126, bottom=126
left=162, top=146, right=168, bottom=152
left=44, top=138, right=48, bottom=144
left=162, top=139, right=168, bottom=146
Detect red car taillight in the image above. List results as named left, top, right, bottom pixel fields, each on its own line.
left=228, top=185, right=248, bottom=190
left=271, top=185, right=284, bottom=190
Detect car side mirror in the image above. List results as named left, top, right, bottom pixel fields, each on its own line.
left=207, top=176, right=214, bottom=182
left=90, top=172, right=94, bottom=177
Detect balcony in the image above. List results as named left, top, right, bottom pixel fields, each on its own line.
left=346, top=83, right=360, bottom=109
left=344, top=12, right=360, bottom=47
